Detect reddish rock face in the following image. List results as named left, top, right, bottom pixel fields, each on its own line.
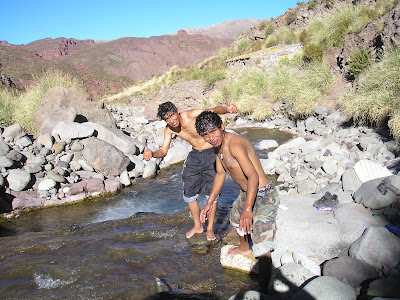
left=21, top=38, right=95, bottom=60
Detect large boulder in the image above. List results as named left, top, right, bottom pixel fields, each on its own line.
left=349, top=226, right=400, bottom=270
left=36, top=87, right=116, bottom=135
left=353, top=175, right=400, bottom=209
left=81, top=137, right=130, bottom=177
left=85, top=122, right=143, bottom=155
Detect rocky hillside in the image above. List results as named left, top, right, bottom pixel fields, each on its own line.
left=0, top=43, right=133, bottom=98
left=1, top=19, right=261, bottom=97
left=171, top=18, right=267, bottom=38
left=53, top=31, right=233, bottom=82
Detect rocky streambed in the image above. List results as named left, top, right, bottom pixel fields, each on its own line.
left=0, top=90, right=400, bottom=298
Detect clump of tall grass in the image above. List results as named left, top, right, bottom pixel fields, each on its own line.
left=278, top=52, right=304, bottom=68
left=203, top=69, right=226, bottom=87
left=302, top=0, right=400, bottom=60
left=204, top=61, right=334, bottom=120
left=266, top=62, right=334, bottom=117
left=265, top=23, right=275, bottom=38
left=234, top=39, right=251, bottom=56
left=340, top=48, right=400, bottom=140
left=348, top=47, right=371, bottom=77
left=14, top=70, right=82, bottom=133
left=0, top=90, right=16, bottom=126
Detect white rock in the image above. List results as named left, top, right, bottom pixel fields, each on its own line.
left=220, top=245, right=257, bottom=274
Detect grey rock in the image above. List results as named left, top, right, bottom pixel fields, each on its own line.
left=0, top=141, right=10, bottom=156
left=322, top=256, right=378, bottom=288
left=15, top=136, right=32, bottom=147
left=334, top=202, right=388, bottom=245
left=85, top=122, right=142, bottom=155
left=6, top=149, right=24, bottom=162
left=2, top=123, right=22, bottom=140
left=36, top=133, right=54, bottom=149
left=349, top=226, right=400, bottom=270
left=81, top=137, right=130, bottom=177
left=40, top=107, right=77, bottom=135
left=52, top=121, right=95, bottom=140
left=24, top=163, right=42, bottom=174
left=342, top=168, right=362, bottom=193
left=0, top=156, right=13, bottom=168
left=354, top=175, right=400, bottom=209
left=6, top=169, right=31, bottom=191
left=292, top=276, right=356, bottom=300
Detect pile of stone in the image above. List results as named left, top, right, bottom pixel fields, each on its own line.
left=218, top=107, right=400, bottom=299
left=0, top=87, right=193, bottom=217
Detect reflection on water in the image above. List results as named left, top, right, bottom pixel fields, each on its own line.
left=0, top=128, right=292, bottom=299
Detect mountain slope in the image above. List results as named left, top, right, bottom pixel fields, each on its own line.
left=0, top=44, right=133, bottom=98
left=171, top=18, right=266, bottom=38
left=54, top=33, right=233, bottom=81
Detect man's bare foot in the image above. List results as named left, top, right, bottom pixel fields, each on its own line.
left=227, top=246, right=252, bottom=256
left=186, top=226, right=203, bottom=238
left=206, top=230, right=216, bottom=241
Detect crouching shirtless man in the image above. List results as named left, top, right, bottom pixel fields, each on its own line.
left=143, top=102, right=237, bottom=241
left=196, top=111, right=279, bottom=292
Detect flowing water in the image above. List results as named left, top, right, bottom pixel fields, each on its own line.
left=0, top=128, right=292, bottom=299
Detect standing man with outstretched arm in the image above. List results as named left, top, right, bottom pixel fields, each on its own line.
left=195, top=111, right=279, bottom=293
left=143, top=101, right=237, bottom=241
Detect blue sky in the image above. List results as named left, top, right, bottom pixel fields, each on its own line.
left=2, top=0, right=300, bottom=45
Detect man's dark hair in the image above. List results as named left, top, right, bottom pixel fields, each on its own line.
left=195, top=111, right=222, bottom=135
left=157, top=102, right=177, bottom=120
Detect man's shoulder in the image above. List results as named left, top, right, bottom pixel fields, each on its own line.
left=182, top=108, right=203, bottom=119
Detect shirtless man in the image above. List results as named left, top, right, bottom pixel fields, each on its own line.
left=143, top=102, right=237, bottom=240
left=195, top=111, right=279, bottom=292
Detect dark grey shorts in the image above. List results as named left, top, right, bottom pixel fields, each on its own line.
left=182, top=148, right=216, bottom=202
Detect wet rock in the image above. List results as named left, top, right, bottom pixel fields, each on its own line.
left=220, top=244, right=257, bottom=274
left=104, top=179, right=122, bottom=194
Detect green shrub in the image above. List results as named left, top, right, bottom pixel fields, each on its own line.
left=263, top=35, right=278, bottom=48
left=235, top=39, right=251, bottom=56
left=278, top=52, right=304, bottom=68
left=188, top=69, right=203, bottom=80
left=308, top=0, right=318, bottom=10
left=265, top=23, right=274, bottom=37
left=303, top=43, right=324, bottom=62
left=203, top=69, right=226, bottom=87
left=349, top=47, right=371, bottom=76
left=218, top=48, right=230, bottom=61
left=259, top=21, right=267, bottom=31
left=286, top=10, right=297, bottom=25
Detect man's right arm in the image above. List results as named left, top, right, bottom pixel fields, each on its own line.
left=200, top=159, right=226, bottom=223
left=143, top=127, right=172, bottom=161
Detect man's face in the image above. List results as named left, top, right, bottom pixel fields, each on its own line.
left=164, top=112, right=179, bottom=128
left=200, top=125, right=224, bottom=147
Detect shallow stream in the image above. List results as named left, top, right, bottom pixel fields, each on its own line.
left=0, top=128, right=292, bottom=299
